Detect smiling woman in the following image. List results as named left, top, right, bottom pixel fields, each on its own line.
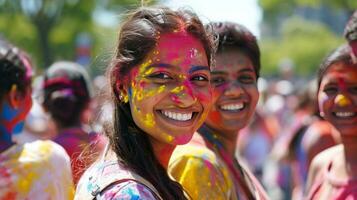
left=168, top=22, right=268, bottom=200
left=305, top=44, right=357, bottom=199
left=74, top=6, right=215, bottom=200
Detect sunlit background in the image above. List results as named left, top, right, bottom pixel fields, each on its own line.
left=0, top=0, right=354, bottom=77
left=1, top=2, right=356, bottom=200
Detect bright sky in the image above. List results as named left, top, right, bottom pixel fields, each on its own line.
left=161, top=0, right=262, bottom=37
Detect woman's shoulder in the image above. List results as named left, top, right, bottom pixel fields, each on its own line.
left=168, top=133, right=234, bottom=200
left=18, top=140, right=70, bottom=164
left=76, top=159, right=160, bottom=200
left=306, top=145, right=342, bottom=193
left=310, top=145, right=342, bottom=173
left=170, top=132, right=219, bottom=164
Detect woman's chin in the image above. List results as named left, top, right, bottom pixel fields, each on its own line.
left=172, top=133, right=193, bottom=145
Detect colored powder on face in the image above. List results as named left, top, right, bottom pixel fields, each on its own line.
left=335, top=94, right=351, bottom=107
left=173, top=133, right=192, bottom=144
left=170, top=94, right=180, bottom=104
left=338, top=77, right=347, bottom=91
left=144, top=113, right=155, bottom=128
left=166, top=135, right=174, bottom=143
left=141, top=85, right=166, bottom=100
left=171, top=86, right=184, bottom=94
left=182, top=80, right=194, bottom=98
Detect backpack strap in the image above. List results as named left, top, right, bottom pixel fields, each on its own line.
left=87, top=160, right=163, bottom=200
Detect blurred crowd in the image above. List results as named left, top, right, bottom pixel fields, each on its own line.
left=0, top=5, right=356, bottom=200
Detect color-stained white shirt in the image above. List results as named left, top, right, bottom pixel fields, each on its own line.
left=0, top=140, right=74, bottom=200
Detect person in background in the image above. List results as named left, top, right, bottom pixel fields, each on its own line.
left=305, top=44, right=357, bottom=199
left=41, top=61, right=105, bottom=185
left=0, top=39, right=74, bottom=199
left=75, top=6, right=215, bottom=199
left=169, top=21, right=268, bottom=200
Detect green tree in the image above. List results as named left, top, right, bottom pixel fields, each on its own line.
left=260, top=17, right=343, bottom=76
left=0, top=0, right=155, bottom=70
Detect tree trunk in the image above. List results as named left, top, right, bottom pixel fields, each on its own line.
left=36, top=23, right=52, bottom=68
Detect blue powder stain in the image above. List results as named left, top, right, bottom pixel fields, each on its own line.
left=12, top=121, right=25, bottom=135
left=128, top=88, right=133, bottom=99
left=0, top=126, right=12, bottom=143
left=0, top=102, right=19, bottom=121
left=126, top=187, right=140, bottom=200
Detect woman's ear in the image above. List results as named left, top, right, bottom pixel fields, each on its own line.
left=116, top=81, right=129, bottom=103
left=7, top=84, right=21, bottom=109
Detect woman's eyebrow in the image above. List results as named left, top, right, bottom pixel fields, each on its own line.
left=189, top=65, right=210, bottom=73
left=236, top=67, right=255, bottom=73
left=211, top=71, right=227, bottom=75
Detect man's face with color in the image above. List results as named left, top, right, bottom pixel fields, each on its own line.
left=127, top=32, right=212, bottom=145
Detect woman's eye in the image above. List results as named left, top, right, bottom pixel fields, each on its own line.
left=238, top=75, right=255, bottom=84
left=148, top=72, right=172, bottom=80
left=212, top=77, right=226, bottom=85
left=323, top=87, right=338, bottom=94
left=349, top=86, right=357, bottom=94
left=191, top=75, right=208, bottom=81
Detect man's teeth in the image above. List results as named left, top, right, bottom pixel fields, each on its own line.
left=220, top=103, right=244, bottom=111
left=162, top=111, right=193, bottom=121
left=335, top=112, right=355, bottom=118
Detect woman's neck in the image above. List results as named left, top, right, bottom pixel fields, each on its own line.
left=200, top=124, right=238, bottom=158
left=150, top=137, right=175, bottom=169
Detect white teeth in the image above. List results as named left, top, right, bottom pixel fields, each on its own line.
left=335, top=112, right=355, bottom=118
left=162, top=110, right=193, bottom=121
left=220, top=103, right=244, bottom=111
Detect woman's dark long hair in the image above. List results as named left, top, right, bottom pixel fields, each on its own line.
left=105, top=6, right=215, bottom=199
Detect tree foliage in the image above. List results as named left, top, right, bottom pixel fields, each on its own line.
left=0, top=0, right=156, bottom=72
left=260, top=17, right=343, bottom=76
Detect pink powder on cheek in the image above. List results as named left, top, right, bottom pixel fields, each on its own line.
left=139, top=80, right=146, bottom=88
left=183, top=80, right=195, bottom=98
left=170, top=94, right=181, bottom=104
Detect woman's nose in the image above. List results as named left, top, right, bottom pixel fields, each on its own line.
left=223, top=82, right=243, bottom=97
left=334, top=93, right=352, bottom=107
